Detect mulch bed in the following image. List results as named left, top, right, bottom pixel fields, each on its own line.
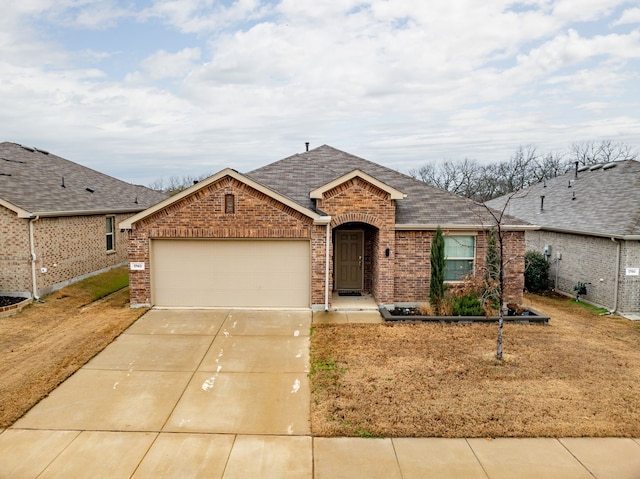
left=0, top=296, right=26, bottom=308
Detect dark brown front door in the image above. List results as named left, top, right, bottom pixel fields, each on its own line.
left=335, top=230, right=363, bottom=290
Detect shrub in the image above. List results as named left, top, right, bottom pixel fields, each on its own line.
left=430, top=227, right=446, bottom=313
left=453, top=293, right=484, bottom=316
left=524, top=250, right=550, bottom=292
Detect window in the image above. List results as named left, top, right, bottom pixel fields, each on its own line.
left=106, top=216, right=115, bottom=251
left=225, top=194, right=235, bottom=214
left=444, top=236, right=475, bottom=281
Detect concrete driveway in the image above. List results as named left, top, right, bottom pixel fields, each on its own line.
left=1, top=309, right=640, bottom=478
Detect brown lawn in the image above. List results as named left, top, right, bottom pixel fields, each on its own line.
left=310, top=294, right=640, bottom=438
left=0, top=269, right=146, bottom=427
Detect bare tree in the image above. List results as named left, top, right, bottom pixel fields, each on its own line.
left=412, top=140, right=638, bottom=201
left=148, top=173, right=212, bottom=195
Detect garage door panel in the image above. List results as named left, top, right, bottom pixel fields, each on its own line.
left=151, top=240, right=310, bottom=308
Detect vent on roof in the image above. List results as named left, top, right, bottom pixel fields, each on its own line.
left=20, top=145, right=35, bottom=152
left=61, top=177, right=66, bottom=188
left=86, top=187, right=95, bottom=193
left=577, top=165, right=590, bottom=172
left=34, top=147, right=49, bottom=155
left=603, top=162, right=617, bottom=170
left=589, top=164, right=603, bottom=171
left=134, top=196, right=138, bottom=204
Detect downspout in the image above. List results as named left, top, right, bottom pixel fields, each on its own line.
left=611, top=237, right=621, bottom=313
left=325, top=223, right=330, bottom=311
left=29, top=216, right=41, bottom=301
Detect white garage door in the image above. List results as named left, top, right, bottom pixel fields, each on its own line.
left=151, top=239, right=310, bottom=308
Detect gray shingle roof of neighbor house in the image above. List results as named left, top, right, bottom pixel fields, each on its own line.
left=0, top=142, right=166, bottom=217
left=247, top=144, right=531, bottom=228
left=486, top=159, right=640, bottom=238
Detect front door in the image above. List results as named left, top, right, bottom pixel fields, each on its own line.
left=335, top=230, right=364, bottom=290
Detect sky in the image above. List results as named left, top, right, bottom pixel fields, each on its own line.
left=1, top=0, right=640, bottom=186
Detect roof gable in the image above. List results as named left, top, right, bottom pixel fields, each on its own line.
left=248, top=145, right=530, bottom=229
left=486, top=159, right=640, bottom=238
left=120, top=168, right=330, bottom=229
left=310, top=169, right=405, bottom=200
left=0, top=142, right=165, bottom=217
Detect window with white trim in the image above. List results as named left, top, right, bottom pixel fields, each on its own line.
left=444, top=236, right=475, bottom=281
left=106, top=216, right=115, bottom=252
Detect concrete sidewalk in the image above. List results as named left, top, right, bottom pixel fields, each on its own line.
left=1, top=309, right=639, bottom=478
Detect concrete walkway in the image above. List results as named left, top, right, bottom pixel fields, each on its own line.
left=1, top=309, right=639, bottom=478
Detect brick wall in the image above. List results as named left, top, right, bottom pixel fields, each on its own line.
left=318, top=177, right=396, bottom=305
left=525, top=231, right=618, bottom=309
left=0, top=206, right=31, bottom=293
left=393, top=229, right=525, bottom=305
left=128, top=176, right=317, bottom=306
left=1, top=205, right=133, bottom=297
left=619, top=241, right=640, bottom=313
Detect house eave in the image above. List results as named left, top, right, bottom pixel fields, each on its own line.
left=539, top=226, right=640, bottom=240
left=395, top=223, right=539, bottom=231
left=119, top=168, right=325, bottom=230
left=0, top=198, right=144, bottom=219
left=310, top=169, right=405, bottom=200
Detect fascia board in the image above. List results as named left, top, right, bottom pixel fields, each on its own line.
left=540, top=226, right=640, bottom=240
left=310, top=169, right=405, bottom=200
left=119, top=168, right=323, bottom=230
left=0, top=198, right=32, bottom=218
left=395, top=224, right=540, bottom=231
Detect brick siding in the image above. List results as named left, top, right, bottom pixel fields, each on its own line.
left=1, top=205, right=133, bottom=297
left=393, top=230, right=524, bottom=305
left=128, top=176, right=318, bottom=306
left=127, top=174, right=526, bottom=308
left=526, top=230, right=639, bottom=313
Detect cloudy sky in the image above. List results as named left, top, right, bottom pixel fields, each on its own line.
left=2, top=0, right=639, bottom=185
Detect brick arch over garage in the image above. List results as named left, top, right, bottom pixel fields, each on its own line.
left=331, top=213, right=383, bottom=229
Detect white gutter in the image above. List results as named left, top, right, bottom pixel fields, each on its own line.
left=29, top=216, right=40, bottom=300
left=395, top=223, right=539, bottom=231
left=611, top=238, right=621, bottom=313
left=325, top=222, right=331, bottom=311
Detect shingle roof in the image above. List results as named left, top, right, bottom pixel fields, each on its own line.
left=247, top=145, right=529, bottom=228
left=486, top=159, right=640, bottom=237
left=0, top=142, right=166, bottom=217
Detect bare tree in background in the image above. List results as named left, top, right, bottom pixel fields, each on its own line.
left=411, top=140, right=638, bottom=201
left=148, top=173, right=212, bottom=195
left=570, top=140, right=638, bottom=165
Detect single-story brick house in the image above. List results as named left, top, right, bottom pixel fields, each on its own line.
left=121, top=145, right=532, bottom=310
left=487, top=159, right=640, bottom=317
left=0, top=142, right=166, bottom=299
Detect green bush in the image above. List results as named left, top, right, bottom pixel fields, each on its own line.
left=453, top=293, right=484, bottom=316
left=524, top=250, right=550, bottom=292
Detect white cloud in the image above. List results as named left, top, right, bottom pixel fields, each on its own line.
left=613, top=7, right=640, bottom=25
left=126, top=47, right=201, bottom=82
left=0, top=0, right=639, bottom=185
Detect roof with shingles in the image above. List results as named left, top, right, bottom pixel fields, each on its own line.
left=0, top=142, right=166, bottom=217
left=247, top=145, right=529, bottom=227
left=486, top=159, right=640, bottom=237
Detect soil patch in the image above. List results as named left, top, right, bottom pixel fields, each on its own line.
left=310, top=293, right=640, bottom=438
left=0, top=280, right=146, bottom=427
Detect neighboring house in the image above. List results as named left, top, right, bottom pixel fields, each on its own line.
left=487, top=159, right=640, bottom=316
left=121, top=145, right=532, bottom=310
left=0, top=142, right=166, bottom=299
